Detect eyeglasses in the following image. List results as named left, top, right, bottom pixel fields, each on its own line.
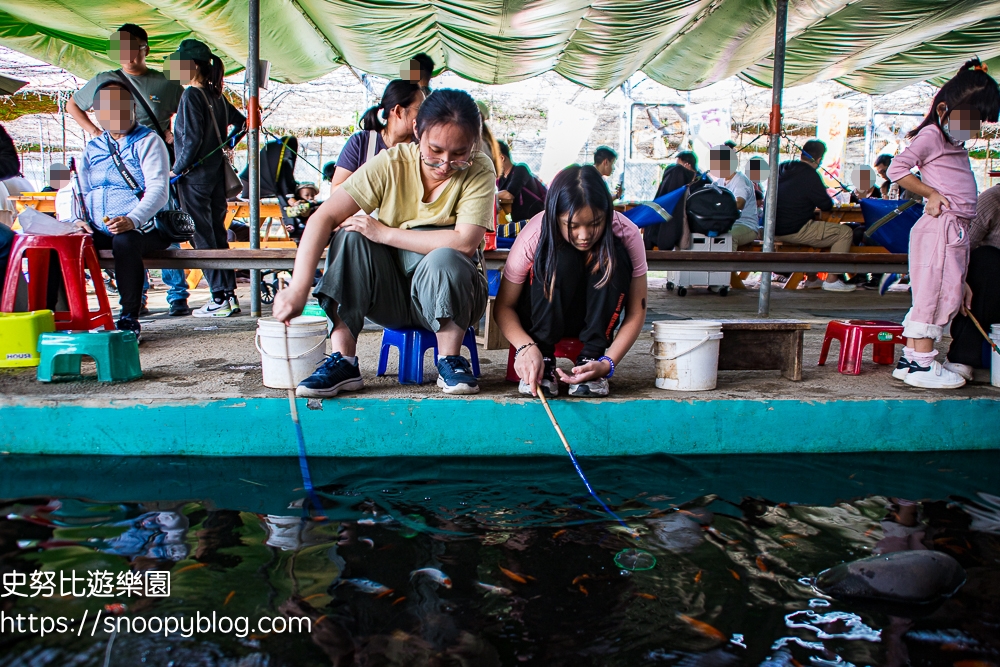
left=420, top=154, right=473, bottom=171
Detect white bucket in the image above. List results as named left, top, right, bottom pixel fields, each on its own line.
left=991, top=324, right=1000, bottom=388
left=651, top=320, right=724, bottom=391
left=255, top=316, right=328, bottom=389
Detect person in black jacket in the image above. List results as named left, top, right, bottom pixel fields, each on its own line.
left=496, top=141, right=545, bottom=224
left=0, top=124, right=20, bottom=180
left=773, top=140, right=855, bottom=291
left=644, top=151, right=698, bottom=250
left=239, top=136, right=299, bottom=200
left=170, top=39, right=247, bottom=317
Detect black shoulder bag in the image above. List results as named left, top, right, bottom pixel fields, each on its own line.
left=106, top=135, right=195, bottom=242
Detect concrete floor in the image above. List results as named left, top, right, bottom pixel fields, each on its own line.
left=2, top=274, right=998, bottom=403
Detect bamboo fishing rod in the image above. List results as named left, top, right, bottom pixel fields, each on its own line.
left=536, top=388, right=636, bottom=536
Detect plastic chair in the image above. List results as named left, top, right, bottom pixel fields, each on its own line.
left=1, top=234, right=115, bottom=331
left=506, top=338, right=584, bottom=382
left=37, top=330, right=142, bottom=383
left=818, top=319, right=905, bottom=375
left=377, top=326, right=480, bottom=385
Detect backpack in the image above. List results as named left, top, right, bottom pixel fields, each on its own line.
left=685, top=182, right=739, bottom=236
left=518, top=175, right=547, bottom=219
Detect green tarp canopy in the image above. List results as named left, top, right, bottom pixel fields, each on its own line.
left=2, top=0, right=1000, bottom=93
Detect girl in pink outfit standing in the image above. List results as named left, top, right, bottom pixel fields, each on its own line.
left=886, top=58, right=999, bottom=389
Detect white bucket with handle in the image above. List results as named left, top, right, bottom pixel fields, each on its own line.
left=255, top=316, right=328, bottom=389
left=991, top=324, right=1000, bottom=388
left=652, top=320, right=724, bottom=391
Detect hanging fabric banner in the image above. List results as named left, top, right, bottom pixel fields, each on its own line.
left=687, top=101, right=731, bottom=169
left=539, top=100, right=597, bottom=184
left=816, top=99, right=850, bottom=188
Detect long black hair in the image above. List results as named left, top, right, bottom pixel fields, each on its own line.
left=534, top=165, right=616, bottom=300
left=908, top=57, right=1000, bottom=140
left=415, top=88, right=482, bottom=147
left=193, top=54, right=226, bottom=97
left=360, top=79, right=423, bottom=132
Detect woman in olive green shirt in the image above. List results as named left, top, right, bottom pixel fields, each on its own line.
left=274, top=89, right=495, bottom=398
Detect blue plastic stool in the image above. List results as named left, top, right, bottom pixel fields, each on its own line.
left=377, top=326, right=480, bottom=384
left=487, top=269, right=502, bottom=297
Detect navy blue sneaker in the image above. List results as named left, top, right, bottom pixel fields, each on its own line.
left=296, top=352, right=364, bottom=398
left=879, top=273, right=900, bottom=296
left=116, top=315, right=142, bottom=344
left=436, top=355, right=479, bottom=395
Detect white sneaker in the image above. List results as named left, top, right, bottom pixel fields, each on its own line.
left=518, top=357, right=558, bottom=398
left=943, top=361, right=974, bottom=382
left=891, top=356, right=913, bottom=381
left=801, top=278, right=824, bottom=289
left=904, top=359, right=966, bottom=389
left=229, top=295, right=242, bottom=314
left=568, top=378, right=610, bottom=397
left=193, top=299, right=234, bottom=318
left=821, top=279, right=857, bottom=292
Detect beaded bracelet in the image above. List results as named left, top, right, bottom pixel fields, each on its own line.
left=598, top=355, right=615, bottom=378
left=514, top=342, right=536, bottom=359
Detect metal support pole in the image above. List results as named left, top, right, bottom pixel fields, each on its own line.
left=248, top=0, right=262, bottom=316
left=758, top=0, right=788, bottom=317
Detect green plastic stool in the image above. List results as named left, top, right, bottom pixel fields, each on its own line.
left=36, top=330, right=142, bottom=383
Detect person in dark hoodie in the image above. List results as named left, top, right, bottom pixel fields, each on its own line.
left=240, top=136, right=298, bottom=200
left=773, top=139, right=855, bottom=291
left=645, top=151, right=698, bottom=250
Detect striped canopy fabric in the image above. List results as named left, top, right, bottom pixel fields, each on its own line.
left=1, top=0, right=999, bottom=93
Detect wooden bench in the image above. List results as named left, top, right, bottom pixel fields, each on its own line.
left=717, top=320, right=810, bottom=381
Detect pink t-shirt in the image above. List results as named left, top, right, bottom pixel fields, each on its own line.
left=504, top=210, right=648, bottom=284
left=887, top=124, right=978, bottom=218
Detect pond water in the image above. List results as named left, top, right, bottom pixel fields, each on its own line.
left=1, top=452, right=999, bottom=666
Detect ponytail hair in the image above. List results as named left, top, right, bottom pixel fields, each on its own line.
left=360, top=79, right=423, bottom=132
left=535, top=165, right=616, bottom=300
left=193, top=55, right=225, bottom=97
left=908, top=57, right=1000, bottom=140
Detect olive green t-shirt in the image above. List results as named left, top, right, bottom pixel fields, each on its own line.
left=74, top=69, right=183, bottom=133
left=342, top=142, right=496, bottom=231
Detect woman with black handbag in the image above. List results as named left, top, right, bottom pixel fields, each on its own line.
left=170, top=39, right=247, bottom=318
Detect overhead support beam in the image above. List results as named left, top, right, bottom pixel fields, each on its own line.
left=758, top=0, right=788, bottom=318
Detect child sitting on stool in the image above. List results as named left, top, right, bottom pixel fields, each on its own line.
left=494, top=165, right=648, bottom=398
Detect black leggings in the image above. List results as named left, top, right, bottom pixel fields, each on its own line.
left=92, top=228, right=170, bottom=319
left=516, top=238, right=633, bottom=359
left=178, top=176, right=235, bottom=297
left=948, top=245, right=1000, bottom=368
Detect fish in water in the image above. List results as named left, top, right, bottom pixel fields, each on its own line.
left=475, top=582, right=512, bottom=596
left=816, top=550, right=966, bottom=604
left=339, top=578, right=393, bottom=596
left=678, top=614, right=726, bottom=642
left=410, top=568, right=453, bottom=588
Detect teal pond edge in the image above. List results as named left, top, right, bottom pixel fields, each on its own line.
left=2, top=397, right=999, bottom=456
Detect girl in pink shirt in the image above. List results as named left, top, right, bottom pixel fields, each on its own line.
left=495, top=165, right=648, bottom=398
left=886, top=58, right=999, bottom=389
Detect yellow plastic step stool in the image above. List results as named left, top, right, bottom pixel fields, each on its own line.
left=0, top=310, right=55, bottom=367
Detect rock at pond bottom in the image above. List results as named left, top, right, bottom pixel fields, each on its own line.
left=816, top=550, right=966, bottom=604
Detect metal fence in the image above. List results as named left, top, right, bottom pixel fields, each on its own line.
left=623, top=161, right=666, bottom=201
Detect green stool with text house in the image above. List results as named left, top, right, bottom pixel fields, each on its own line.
left=37, top=330, right=142, bottom=383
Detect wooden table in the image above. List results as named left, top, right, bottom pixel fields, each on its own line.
left=820, top=204, right=864, bottom=223
left=9, top=194, right=56, bottom=216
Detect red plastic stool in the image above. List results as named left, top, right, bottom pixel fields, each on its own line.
left=505, top=338, right=584, bottom=382
left=818, top=319, right=904, bottom=375
left=1, top=234, right=115, bottom=331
